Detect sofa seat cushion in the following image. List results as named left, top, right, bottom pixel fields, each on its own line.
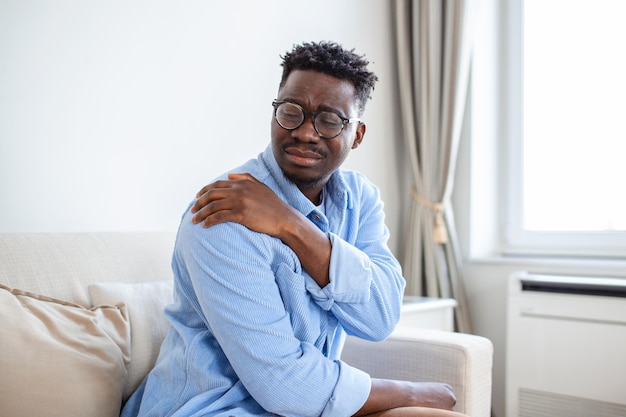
left=0, top=284, right=130, bottom=417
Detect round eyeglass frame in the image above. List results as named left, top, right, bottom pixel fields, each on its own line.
left=272, top=100, right=361, bottom=139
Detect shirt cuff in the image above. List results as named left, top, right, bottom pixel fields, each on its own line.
left=321, top=361, right=371, bottom=417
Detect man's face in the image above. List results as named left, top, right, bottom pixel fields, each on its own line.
left=271, top=70, right=365, bottom=201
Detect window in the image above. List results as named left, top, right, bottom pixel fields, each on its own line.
left=503, top=0, right=626, bottom=258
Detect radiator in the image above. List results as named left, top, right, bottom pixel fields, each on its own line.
left=506, top=271, right=626, bottom=417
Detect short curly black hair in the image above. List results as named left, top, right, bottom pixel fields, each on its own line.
left=279, top=41, right=379, bottom=115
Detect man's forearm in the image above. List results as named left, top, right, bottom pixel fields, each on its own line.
left=353, top=379, right=457, bottom=416
left=278, top=209, right=332, bottom=288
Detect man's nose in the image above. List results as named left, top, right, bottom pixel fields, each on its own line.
left=292, top=115, right=321, bottom=142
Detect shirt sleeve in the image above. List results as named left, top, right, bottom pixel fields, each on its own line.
left=176, top=217, right=371, bottom=417
left=304, top=178, right=406, bottom=342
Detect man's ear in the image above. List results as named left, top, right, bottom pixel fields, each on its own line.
left=351, top=122, right=366, bottom=149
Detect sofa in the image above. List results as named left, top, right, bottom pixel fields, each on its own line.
left=0, top=232, right=493, bottom=417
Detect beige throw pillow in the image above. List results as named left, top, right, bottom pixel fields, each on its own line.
left=0, top=283, right=130, bottom=417
left=89, top=279, right=173, bottom=400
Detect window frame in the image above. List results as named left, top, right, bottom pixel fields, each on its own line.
left=499, top=0, right=626, bottom=259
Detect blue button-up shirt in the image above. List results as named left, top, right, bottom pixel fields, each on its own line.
left=122, top=145, right=405, bottom=417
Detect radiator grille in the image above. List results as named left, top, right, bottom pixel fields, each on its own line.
left=520, top=388, right=626, bottom=417
left=507, top=272, right=626, bottom=417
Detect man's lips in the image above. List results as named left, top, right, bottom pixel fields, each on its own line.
left=283, top=146, right=324, bottom=166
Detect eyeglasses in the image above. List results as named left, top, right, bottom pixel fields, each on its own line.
left=272, top=100, right=361, bottom=139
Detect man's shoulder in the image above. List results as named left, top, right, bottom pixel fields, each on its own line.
left=333, top=168, right=380, bottom=199
left=224, top=152, right=270, bottom=181
left=336, top=168, right=370, bottom=185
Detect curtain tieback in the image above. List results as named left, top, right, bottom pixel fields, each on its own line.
left=412, top=188, right=449, bottom=244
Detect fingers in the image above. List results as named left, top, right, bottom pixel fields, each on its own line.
left=195, top=179, right=234, bottom=199
left=195, top=184, right=209, bottom=198
left=192, top=173, right=264, bottom=214
left=227, top=172, right=260, bottom=183
left=198, top=208, right=234, bottom=228
left=191, top=188, right=219, bottom=215
left=195, top=173, right=259, bottom=199
left=190, top=173, right=270, bottom=228
left=192, top=180, right=237, bottom=214
left=191, top=199, right=234, bottom=226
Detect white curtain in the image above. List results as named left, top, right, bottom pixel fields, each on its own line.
left=394, top=0, right=476, bottom=333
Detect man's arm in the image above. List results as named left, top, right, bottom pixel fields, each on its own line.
left=354, top=379, right=457, bottom=416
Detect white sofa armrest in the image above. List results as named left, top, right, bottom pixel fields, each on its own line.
left=341, top=326, right=493, bottom=417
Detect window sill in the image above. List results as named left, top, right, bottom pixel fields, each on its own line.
left=466, top=254, right=626, bottom=278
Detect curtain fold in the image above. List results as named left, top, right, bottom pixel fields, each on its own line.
left=394, top=0, right=476, bottom=333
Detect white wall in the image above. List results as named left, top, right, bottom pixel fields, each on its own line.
left=0, top=0, right=406, bottom=255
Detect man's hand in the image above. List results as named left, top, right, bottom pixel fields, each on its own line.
left=354, top=380, right=458, bottom=416
left=191, top=173, right=298, bottom=239
left=361, top=407, right=467, bottom=417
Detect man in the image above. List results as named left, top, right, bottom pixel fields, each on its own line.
left=122, top=41, right=465, bottom=417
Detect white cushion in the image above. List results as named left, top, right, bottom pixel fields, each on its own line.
left=0, top=283, right=130, bottom=417
left=89, top=280, right=173, bottom=400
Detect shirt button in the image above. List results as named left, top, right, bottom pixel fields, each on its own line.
left=313, top=214, right=320, bottom=220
